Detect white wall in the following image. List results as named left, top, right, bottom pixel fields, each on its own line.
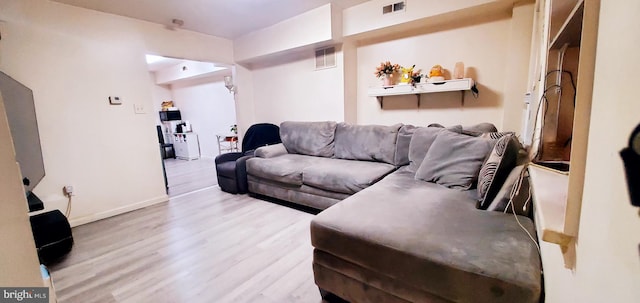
left=154, top=61, right=228, bottom=85
left=171, top=78, right=237, bottom=158
left=542, top=0, right=640, bottom=301
left=235, top=1, right=532, bottom=131
left=501, top=3, right=535, bottom=133
left=0, top=0, right=233, bottom=226
left=149, top=74, right=172, bottom=126
left=356, top=15, right=512, bottom=128
left=234, top=4, right=335, bottom=63
left=343, top=0, right=502, bottom=37
left=250, top=49, right=345, bottom=124
left=234, top=65, right=256, bottom=139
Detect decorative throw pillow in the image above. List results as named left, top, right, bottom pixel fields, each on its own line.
left=407, top=127, right=442, bottom=172
left=479, top=131, right=516, bottom=140
left=485, top=164, right=532, bottom=217
left=407, top=125, right=464, bottom=172
left=476, top=134, right=520, bottom=209
left=415, top=130, right=494, bottom=189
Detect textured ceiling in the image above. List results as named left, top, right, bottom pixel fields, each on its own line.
left=51, top=0, right=370, bottom=39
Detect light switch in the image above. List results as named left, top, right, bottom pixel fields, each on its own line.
left=134, top=103, right=146, bottom=114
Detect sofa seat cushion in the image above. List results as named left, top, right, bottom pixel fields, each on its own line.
left=302, top=158, right=396, bottom=195
left=311, top=169, right=541, bottom=303
left=246, top=154, right=317, bottom=186
left=216, top=160, right=237, bottom=179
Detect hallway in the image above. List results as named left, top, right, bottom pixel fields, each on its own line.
left=164, top=157, right=217, bottom=197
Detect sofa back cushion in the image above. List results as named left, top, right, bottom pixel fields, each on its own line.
left=415, top=130, right=494, bottom=190
left=460, top=123, right=499, bottom=136
left=280, top=121, right=337, bottom=157
left=394, top=124, right=416, bottom=166
left=407, top=127, right=446, bottom=172
left=334, top=123, right=402, bottom=165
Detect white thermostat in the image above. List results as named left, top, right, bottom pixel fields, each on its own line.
left=109, top=96, right=122, bottom=105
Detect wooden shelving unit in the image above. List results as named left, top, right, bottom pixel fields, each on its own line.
left=368, top=78, right=475, bottom=107
left=531, top=0, right=600, bottom=267
left=549, top=0, right=584, bottom=49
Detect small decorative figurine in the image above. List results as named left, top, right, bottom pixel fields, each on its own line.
left=411, top=69, right=423, bottom=86
left=400, top=65, right=415, bottom=85
left=428, top=65, right=445, bottom=82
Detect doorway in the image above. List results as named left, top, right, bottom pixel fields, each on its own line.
left=146, top=54, right=237, bottom=197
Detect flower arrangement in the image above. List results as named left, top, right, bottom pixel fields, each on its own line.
left=374, top=61, right=401, bottom=78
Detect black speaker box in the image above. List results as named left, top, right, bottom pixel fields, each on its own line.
left=30, top=210, right=73, bottom=264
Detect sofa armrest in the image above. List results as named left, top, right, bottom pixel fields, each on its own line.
left=235, top=155, right=253, bottom=194
left=215, top=152, right=243, bottom=164
left=254, top=143, right=288, bottom=158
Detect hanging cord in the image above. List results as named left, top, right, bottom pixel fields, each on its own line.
left=529, top=69, right=577, bottom=160
left=503, top=163, right=541, bottom=257
left=65, top=195, right=72, bottom=218
left=545, top=70, right=577, bottom=105
left=63, top=187, right=73, bottom=218
left=546, top=69, right=577, bottom=147
left=529, top=85, right=561, bottom=160
left=471, top=83, right=479, bottom=99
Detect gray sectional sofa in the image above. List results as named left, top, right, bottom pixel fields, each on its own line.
left=247, top=121, right=407, bottom=209
left=245, top=121, right=541, bottom=303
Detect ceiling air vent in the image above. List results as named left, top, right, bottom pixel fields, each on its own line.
left=315, top=46, right=336, bottom=70
left=383, top=1, right=406, bottom=14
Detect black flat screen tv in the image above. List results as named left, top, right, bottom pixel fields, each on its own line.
left=0, top=71, right=46, bottom=196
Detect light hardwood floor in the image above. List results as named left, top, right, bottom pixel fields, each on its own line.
left=164, top=157, right=218, bottom=197
left=49, top=188, right=326, bottom=303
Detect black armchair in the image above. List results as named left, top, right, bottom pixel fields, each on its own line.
left=215, top=123, right=281, bottom=194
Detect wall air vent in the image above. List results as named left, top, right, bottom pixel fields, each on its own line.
left=315, top=46, right=336, bottom=70
left=383, top=1, right=406, bottom=14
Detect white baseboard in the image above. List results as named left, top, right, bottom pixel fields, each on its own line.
left=69, top=194, right=169, bottom=227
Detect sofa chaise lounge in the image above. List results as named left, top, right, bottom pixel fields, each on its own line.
left=246, top=121, right=541, bottom=303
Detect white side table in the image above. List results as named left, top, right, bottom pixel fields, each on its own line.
left=173, top=133, right=200, bottom=160
left=216, top=134, right=239, bottom=154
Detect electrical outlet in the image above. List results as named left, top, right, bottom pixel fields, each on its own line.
left=134, top=103, right=146, bottom=114
left=63, top=185, right=74, bottom=197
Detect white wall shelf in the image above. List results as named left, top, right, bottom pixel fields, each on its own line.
left=549, top=0, right=584, bottom=50
left=529, top=164, right=573, bottom=250
left=367, top=78, right=475, bottom=107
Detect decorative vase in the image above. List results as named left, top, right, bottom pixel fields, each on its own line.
left=382, top=74, right=394, bottom=86
left=454, top=62, right=465, bottom=79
